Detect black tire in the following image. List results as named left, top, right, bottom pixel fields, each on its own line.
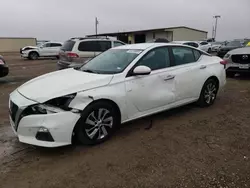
left=197, top=78, right=219, bottom=107
left=226, top=72, right=235, bottom=78
left=75, top=101, right=120, bottom=145
left=208, top=48, right=212, bottom=53
left=28, top=52, right=39, bottom=60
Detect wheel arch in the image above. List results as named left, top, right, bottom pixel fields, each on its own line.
left=28, top=50, right=39, bottom=57
left=207, top=75, right=219, bottom=87
left=71, top=98, right=122, bottom=143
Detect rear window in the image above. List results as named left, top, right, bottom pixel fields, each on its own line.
left=61, top=40, right=76, bottom=51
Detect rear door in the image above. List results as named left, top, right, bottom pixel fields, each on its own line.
left=93, top=41, right=112, bottom=56
left=77, top=41, right=95, bottom=62
left=39, top=43, right=52, bottom=56
left=169, top=46, right=208, bottom=101
left=50, top=43, right=62, bottom=56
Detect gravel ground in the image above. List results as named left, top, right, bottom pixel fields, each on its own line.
left=0, top=54, right=250, bottom=188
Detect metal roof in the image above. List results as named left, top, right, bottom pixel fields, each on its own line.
left=87, top=26, right=208, bottom=37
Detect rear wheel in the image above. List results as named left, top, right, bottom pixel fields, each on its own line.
left=197, top=78, right=218, bottom=107
left=28, top=52, right=39, bottom=60
left=75, top=101, right=119, bottom=145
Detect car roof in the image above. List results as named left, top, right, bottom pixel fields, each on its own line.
left=171, top=41, right=198, bottom=44
left=114, top=43, right=198, bottom=50
left=70, top=37, right=119, bottom=42
left=46, top=41, right=62, bottom=43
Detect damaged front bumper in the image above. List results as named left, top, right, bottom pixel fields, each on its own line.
left=9, top=90, right=81, bottom=147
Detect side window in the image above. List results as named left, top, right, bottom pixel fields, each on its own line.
left=193, top=50, right=201, bottom=61
left=43, top=43, right=51, bottom=47
left=98, top=41, right=111, bottom=51
left=172, top=47, right=195, bottom=66
left=137, top=47, right=170, bottom=71
left=200, top=42, right=208, bottom=45
left=78, top=41, right=111, bottom=52
left=51, top=43, right=62, bottom=47
left=192, top=43, right=199, bottom=48
left=114, top=41, right=125, bottom=47
left=78, top=41, right=96, bottom=51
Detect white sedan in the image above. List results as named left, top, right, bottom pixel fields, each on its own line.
left=173, top=41, right=212, bottom=53
left=9, top=43, right=226, bottom=147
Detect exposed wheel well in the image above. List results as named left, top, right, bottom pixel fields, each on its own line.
left=207, top=76, right=219, bottom=87
left=71, top=98, right=121, bottom=143
left=86, top=99, right=121, bottom=122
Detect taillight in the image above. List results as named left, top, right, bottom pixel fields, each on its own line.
left=220, top=60, right=227, bottom=65
left=67, top=52, right=79, bottom=58
left=220, top=60, right=227, bottom=69
left=0, top=59, right=4, bottom=65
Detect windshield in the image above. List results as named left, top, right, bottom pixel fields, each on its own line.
left=36, top=42, right=44, bottom=47
left=80, top=49, right=142, bottom=74
left=226, top=41, right=242, bottom=47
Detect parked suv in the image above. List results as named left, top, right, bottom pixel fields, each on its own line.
left=217, top=39, right=250, bottom=58
left=57, top=37, right=125, bottom=69
left=224, top=46, right=250, bottom=77
left=21, top=42, right=63, bottom=60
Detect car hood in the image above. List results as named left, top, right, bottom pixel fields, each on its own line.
left=22, top=46, right=37, bottom=50
left=228, top=47, right=250, bottom=55
left=17, top=68, right=114, bottom=103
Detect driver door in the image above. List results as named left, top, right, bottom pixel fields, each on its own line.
left=125, top=47, right=175, bottom=115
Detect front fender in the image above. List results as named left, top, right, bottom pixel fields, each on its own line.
left=68, top=83, right=127, bottom=122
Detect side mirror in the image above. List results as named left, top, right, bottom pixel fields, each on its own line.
left=132, top=65, right=151, bottom=76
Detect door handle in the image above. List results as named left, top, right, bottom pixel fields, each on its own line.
left=200, top=65, right=207, bottom=69
left=162, top=75, right=175, bottom=81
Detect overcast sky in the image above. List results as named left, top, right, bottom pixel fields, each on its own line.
left=0, top=0, right=249, bottom=41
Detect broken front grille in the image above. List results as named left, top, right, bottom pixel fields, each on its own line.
left=10, top=100, right=18, bottom=122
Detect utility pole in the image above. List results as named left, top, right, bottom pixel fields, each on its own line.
left=95, top=17, right=99, bottom=38
left=213, top=15, right=221, bottom=40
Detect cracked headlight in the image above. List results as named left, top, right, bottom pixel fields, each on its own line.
left=45, top=93, right=77, bottom=110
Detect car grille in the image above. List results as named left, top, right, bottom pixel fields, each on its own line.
left=10, top=100, right=18, bottom=122
left=232, top=54, right=250, bottom=64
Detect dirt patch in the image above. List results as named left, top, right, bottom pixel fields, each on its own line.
left=1, top=54, right=250, bottom=187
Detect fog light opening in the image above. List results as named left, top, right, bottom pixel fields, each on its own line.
left=36, top=127, right=54, bottom=142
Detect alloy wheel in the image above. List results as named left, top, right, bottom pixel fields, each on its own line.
left=85, top=108, right=113, bottom=140
left=204, top=82, right=217, bottom=104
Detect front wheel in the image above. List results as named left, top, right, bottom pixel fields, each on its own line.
left=75, top=101, right=119, bottom=145
left=28, top=52, right=39, bottom=60
left=208, top=48, right=212, bottom=53
left=197, top=79, right=219, bottom=107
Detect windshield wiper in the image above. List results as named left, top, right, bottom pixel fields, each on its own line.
left=82, top=69, right=99, bottom=74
